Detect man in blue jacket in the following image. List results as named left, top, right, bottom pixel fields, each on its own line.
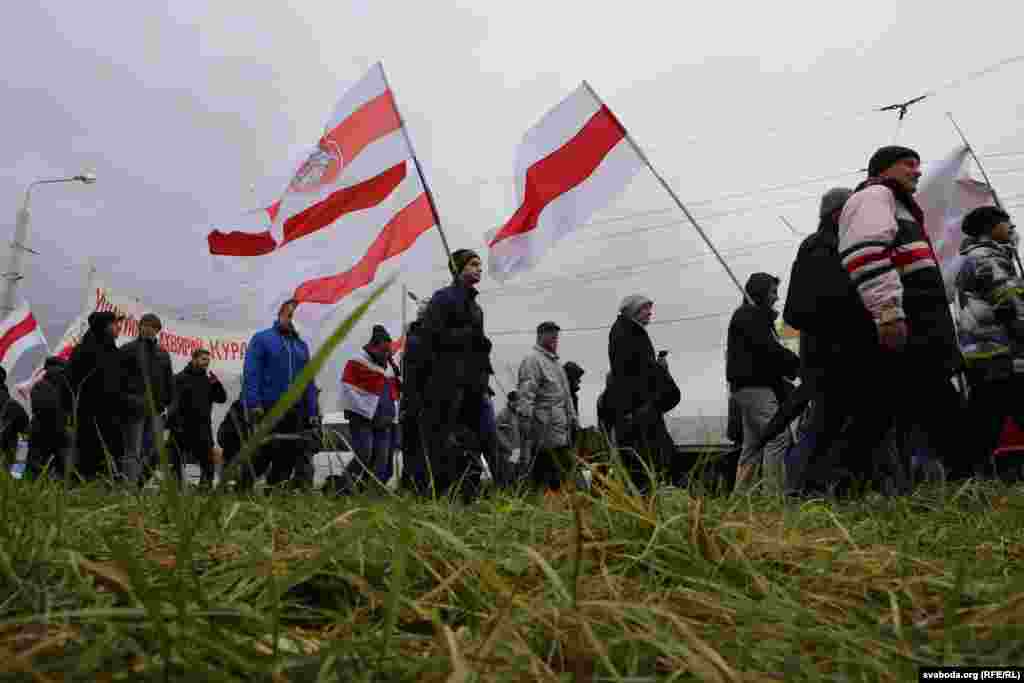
left=239, top=299, right=319, bottom=490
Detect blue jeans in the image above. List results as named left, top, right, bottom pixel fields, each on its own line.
left=349, top=416, right=394, bottom=484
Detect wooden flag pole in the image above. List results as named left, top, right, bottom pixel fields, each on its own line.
left=377, top=62, right=455, bottom=275
left=581, top=81, right=753, bottom=305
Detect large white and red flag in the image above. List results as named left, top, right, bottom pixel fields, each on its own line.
left=486, top=84, right=644, bottom=280
left=0, top=304, right=47, bottom=375
left=916, top=145, right=995, bottom=298
left=207, top=63, right=442, bottom=328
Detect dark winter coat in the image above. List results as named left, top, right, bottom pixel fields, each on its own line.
left=607, top=314, right=681, bottom=419
left=68, top=312, right=122, bottom=417
left=217, top=399, right=250, bottom=463
left=0, top=384, right=29, bottom=454
left=29, top=361, right=72, bottom=446
left=421, top=282, right=493, bottom=393
left=171, top=364, right=227, bottom=450
left=120, top=336, right=175, bottom=420
left=726, top=284, right=800, bottom=394
left=400, top=320, right=431, bottom=417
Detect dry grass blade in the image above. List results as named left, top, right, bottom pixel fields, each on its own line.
left=440, top=625, right=472, bottom=683
left=316, top=507, right=368, bottom=535
left=74, top=555, right=132, bottom=595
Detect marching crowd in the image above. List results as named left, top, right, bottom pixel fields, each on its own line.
left=5, top=144, right=1024, bottom=500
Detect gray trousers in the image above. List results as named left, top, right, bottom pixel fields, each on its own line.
left=732, top=387, right=791, bottom=491
left=121, top=414, right=166, bottom=484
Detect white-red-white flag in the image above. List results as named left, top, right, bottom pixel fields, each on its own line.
left=0, top=304, right=47, bottom=375
left=486, top=84, right=644, bottom=280
left=916, top=145, right=996, bottom=298
left=207, top=63, right=442, bottom=328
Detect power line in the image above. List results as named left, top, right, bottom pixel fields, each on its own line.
left=488, top=309, right=732, bottom=337
left=478, top=238, right=798, bottom=297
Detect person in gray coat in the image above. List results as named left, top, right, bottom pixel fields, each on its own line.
left=517, top=321, right=578, bottom=492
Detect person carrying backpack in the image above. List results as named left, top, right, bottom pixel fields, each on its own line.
left=777, top=187, right=872, bottom=494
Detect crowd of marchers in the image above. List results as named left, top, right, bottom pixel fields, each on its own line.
left=4, top=144, right=1024, bottom=499
left=727, top=145, right=1024, bottom=497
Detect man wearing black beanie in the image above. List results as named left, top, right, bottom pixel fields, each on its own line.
left=420, top=248, right=493, bottom=502
left=836, top=146, right=963, bottom=488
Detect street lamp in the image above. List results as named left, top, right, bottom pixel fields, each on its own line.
left=2, top=172, right=97, bottom=317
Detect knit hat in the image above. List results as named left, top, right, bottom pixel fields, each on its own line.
left=867, top=146, right=921, bottom=178
left=43, top=356, right=67, bottom=371
left=536, top=321, right=560, bottom=335
left=819, top=187, right=853, bottom=218
left=449, top=248, right=481, bottom=277
left=962, top=206, right=1011, bottom=238
left=368, top=324, right=392, bottom=347
left=619, top=294, right=653, bottom=321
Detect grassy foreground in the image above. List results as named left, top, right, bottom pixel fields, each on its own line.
left=1, top=471, right=1023, bottom=682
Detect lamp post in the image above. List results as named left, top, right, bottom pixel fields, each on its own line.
left=2, top=173, right=96, bottom=317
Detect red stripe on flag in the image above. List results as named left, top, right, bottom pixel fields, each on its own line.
left=342, top=360, right=387, bottom=395
left=281, top=163, right=407, bottom=245
left=323, top=92, right=402, bottom=170
left=0, top=313, right=37, bottom=362
left=208, top=229, right=277, bottom=257
left=294, top=193, right=435, bottom=305
left=488, top=106, right=626, bottom=247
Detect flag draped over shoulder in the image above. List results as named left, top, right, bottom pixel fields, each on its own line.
left=338, top=348, right=398, bottom=420
left=0, top=304, right=46, bottom=375
left=486, top=84, right=643, bottom=281
left=207, top=63, right=442, bottom=331
left=916, top=145, right=996, bottom=298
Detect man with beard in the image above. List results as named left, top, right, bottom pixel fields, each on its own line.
left=171, top=349, right=227, bottom=489
left=68, top=311, right=124, bottom=481
left=239, top=299, right=319, bottom=490
left=421, top=249, right=493, bottom=503
left=838, top=146, right=963, bottom=489
left=726, top=274, right=800, bottom=493
left=26, top=357, right=73, bottom=479
left=120, top=313, right=175, bottom=486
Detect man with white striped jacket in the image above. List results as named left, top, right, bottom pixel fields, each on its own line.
left=837, top=146, right=964, bottom=486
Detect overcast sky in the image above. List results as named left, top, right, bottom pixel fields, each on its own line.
left=4, top=1, right=1024, bottom=424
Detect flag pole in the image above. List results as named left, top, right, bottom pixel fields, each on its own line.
left=946, top=112, right=1024, bottom=274
left=581, top=81, right=753, bottom=305
left=377, top=62, right=455, bottom=274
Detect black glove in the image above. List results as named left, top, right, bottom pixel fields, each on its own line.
left=249, top=407, right=265, bottom=424
left=308, top=415, right=321, bottom=429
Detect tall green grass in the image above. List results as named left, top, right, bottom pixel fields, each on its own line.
left=3, top=277, right=1024, bottom=680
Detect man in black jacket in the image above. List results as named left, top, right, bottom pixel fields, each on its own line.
left=26, top=357, right=73, bottom=479
left=119, top=313, right=175, bottom=487
left=171, top=349, right=227, bottom=488
left=726, top=273, right=800, bottom=492
left=421, top=248, right=493, bottom=502
left=69, top=311, right=124, bottom=481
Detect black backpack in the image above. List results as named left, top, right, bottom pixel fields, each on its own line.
left=783, top=229, right=873, bottom=338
